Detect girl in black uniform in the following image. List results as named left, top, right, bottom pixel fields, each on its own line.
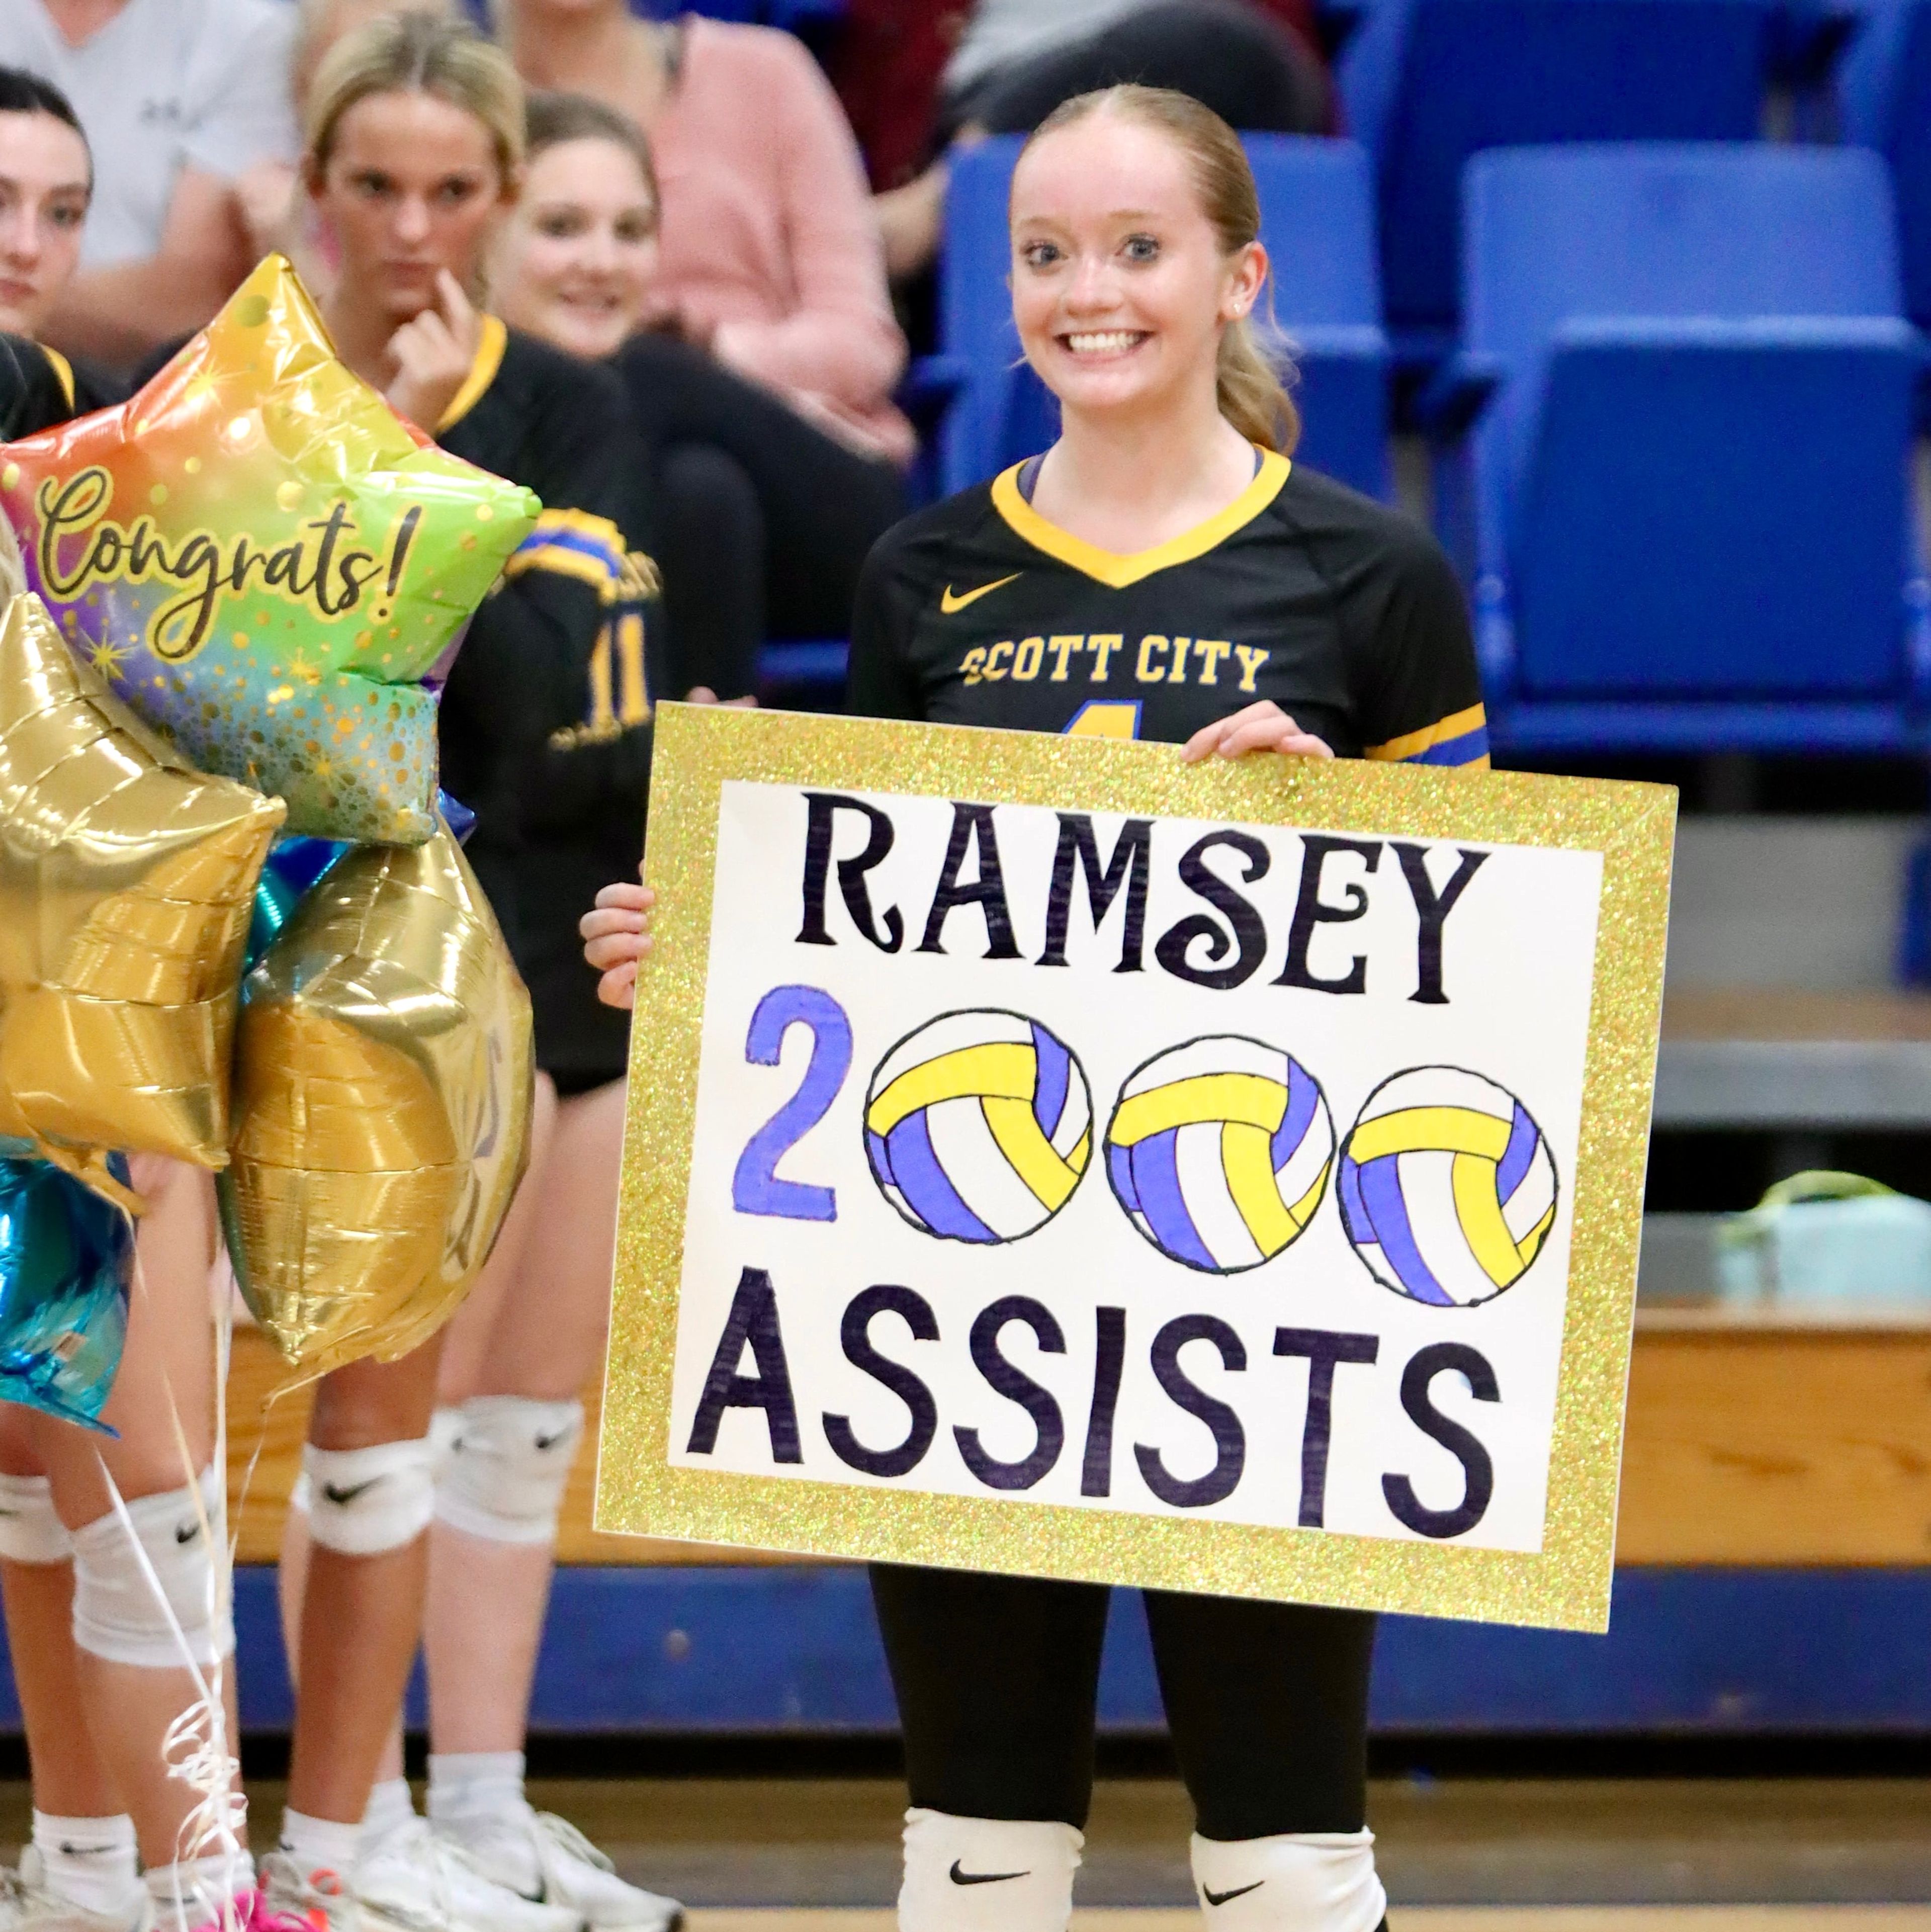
left=586, top=84, right=1486, bottom=1932
left=267, top=20, right=676, bottom=1932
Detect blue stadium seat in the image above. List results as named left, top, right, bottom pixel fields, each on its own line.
left=1429, top=144, right=1927, bottom=753
left=1336, top=0, right=1775, bottom=353
left=933, top=133, right=1392, bottom=499
left=1838, top=0, right=1931, bottom=329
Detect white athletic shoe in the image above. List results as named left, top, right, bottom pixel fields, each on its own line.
left=258, top=1853, right=365, bottom=1932
left=1, top=1859, right=152, bottom=1932
left=360, top=1821, right=582, bottom=1932
left=431, top=1811, right=681, bottom=1932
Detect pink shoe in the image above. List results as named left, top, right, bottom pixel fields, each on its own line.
left=241, top=1882, right=331, bottom=1932
left=164, top=1893, right=273, bottom=1932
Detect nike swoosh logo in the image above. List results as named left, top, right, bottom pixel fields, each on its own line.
left=1204, top=1881, right=1264, bottom=1906
left=174, top=1523, right=201, bottom=1545
left=322, top=1480, right=379, bottom=1506
left=949, top=1862, right=1029, bottom=1886
left=534, top=1432, right=567, bottom=1451
left=940, top=573, right=1020, bottom=613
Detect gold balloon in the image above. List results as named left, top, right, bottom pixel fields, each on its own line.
left=222, top=820, right=534, bottom=1376
left=0, top=592, right=284, bottom=1206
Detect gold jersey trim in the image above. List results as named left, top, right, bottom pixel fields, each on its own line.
left=41, top=345, right=75, bottom=412
left=436, top=314, right=509, bottom=432
left=989, top=447, right=1290, bottom=589
left=1365, top=701, right=1489, bottom=764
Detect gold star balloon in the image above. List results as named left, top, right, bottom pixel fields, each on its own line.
left=220, top=817, right=534, bottom=1378
left=0, top=256, right=540, bottom=846
left=0, top=592, right=284, bottom=1207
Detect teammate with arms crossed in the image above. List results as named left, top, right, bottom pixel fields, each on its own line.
left=584, top=82, right=1486, bottom=1932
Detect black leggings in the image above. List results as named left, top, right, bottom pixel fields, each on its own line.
left=946, top=0, right=1332, bottom=144
left=869, top=1564, right=1375, bottom=1838
left=616, top=331, right=907, bottom=702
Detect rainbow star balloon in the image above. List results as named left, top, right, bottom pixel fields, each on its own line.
left=0, top=256, right=539, bottom=845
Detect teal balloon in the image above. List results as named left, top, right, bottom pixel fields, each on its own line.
left=246, top=870, right=302, bottom=978
left=246, top=837, right=347, bottom=975
left=0, top=1156, right=132, bottom=1432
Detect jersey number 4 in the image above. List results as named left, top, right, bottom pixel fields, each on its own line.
left=1065, top=700, right=1142, bottom=740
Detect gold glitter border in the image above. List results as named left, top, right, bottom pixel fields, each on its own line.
left=597, top=705, right=1676, bottom=1632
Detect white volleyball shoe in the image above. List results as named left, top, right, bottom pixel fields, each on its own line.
left=429, top=1811, right=681, bottom=1932
left=358, top=1819, right=584, bottom=1932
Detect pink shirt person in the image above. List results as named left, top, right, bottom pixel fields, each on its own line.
left=646, top=17, right=913, bottom=465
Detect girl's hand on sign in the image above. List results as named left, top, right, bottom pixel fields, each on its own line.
left=1181, top=702, right=1335, bottom=765
left=583, top=871, right=654, bottom=1011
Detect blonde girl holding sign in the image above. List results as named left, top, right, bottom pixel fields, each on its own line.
left=585, top=84, right=1486, bottom=1932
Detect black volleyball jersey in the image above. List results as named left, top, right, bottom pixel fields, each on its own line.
left=434, top=318, right=661, bottom=1079
left=848, top=450, right=1488, bottom=768
left=0, top=335, right=121, bottom=437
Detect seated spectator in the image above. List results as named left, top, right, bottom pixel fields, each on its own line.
left=867, top=0, right=1332, bottom=280
left=497, top=0, right=911, bottom=701
left=0, top=0, right=299, bottom=369
left=0, top=64, right=120, bottom=424
left=235, top=0, right=459, bottom=284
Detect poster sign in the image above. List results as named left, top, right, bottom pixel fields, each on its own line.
left=599, top=705, right=1674, bottom=1629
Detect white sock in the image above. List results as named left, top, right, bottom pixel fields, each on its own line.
left=362, top=1778, right=418, bottom=1854
left=31, top=1813, right=139, bottom=1916
left=1189, top=1828, right=1386, bottom=1931
left=426, top=1750, right=529, bottom=1826
left=427, top=1752, right=532, bottom=1885
left=143, top=1851, right=256, bottom=1932
left=898, top=1809, right=1082, bottom=1932
left=279, top=1808, right=365, bottom=1886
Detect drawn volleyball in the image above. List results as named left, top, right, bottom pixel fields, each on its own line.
left=863, top=1010, right=1092, bottom=1243
left=1103, top=1036, right=1333, bottom=1274
left=1338, top=1066, right=1558, bottom=1307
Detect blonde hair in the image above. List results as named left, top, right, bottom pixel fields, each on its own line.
left=291, top=0, right=459, bottom=122
left=305, top=11, right=524, bottom=183
left=1017, top=84, right=1299, bottom=455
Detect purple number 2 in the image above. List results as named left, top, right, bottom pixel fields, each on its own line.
left=731, top=986, right=853, bottom=1222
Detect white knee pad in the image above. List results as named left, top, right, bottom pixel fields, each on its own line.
left=71, top=1467, right=233, bottom=1668
left=0, top=1473, right=73, bottom=1564
left=301, top=1438, right=436, bottom=1556
left=433, top=1396, right=583, bottom=1546
left=899, top=1809, right=1082, bottom=1932
left=1190, top=1828, right=1386, bottom=1931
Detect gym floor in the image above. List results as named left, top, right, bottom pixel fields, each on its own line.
left=5, top=1774, right=1925, bottom=1924
left=223, top=1777, right=1931, bottom=1918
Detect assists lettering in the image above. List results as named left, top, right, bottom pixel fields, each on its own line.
left=682, top=1269, right=1504, bottom=1540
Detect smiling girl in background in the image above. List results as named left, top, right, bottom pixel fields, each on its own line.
left=497, top=0, right=911, bottom=703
